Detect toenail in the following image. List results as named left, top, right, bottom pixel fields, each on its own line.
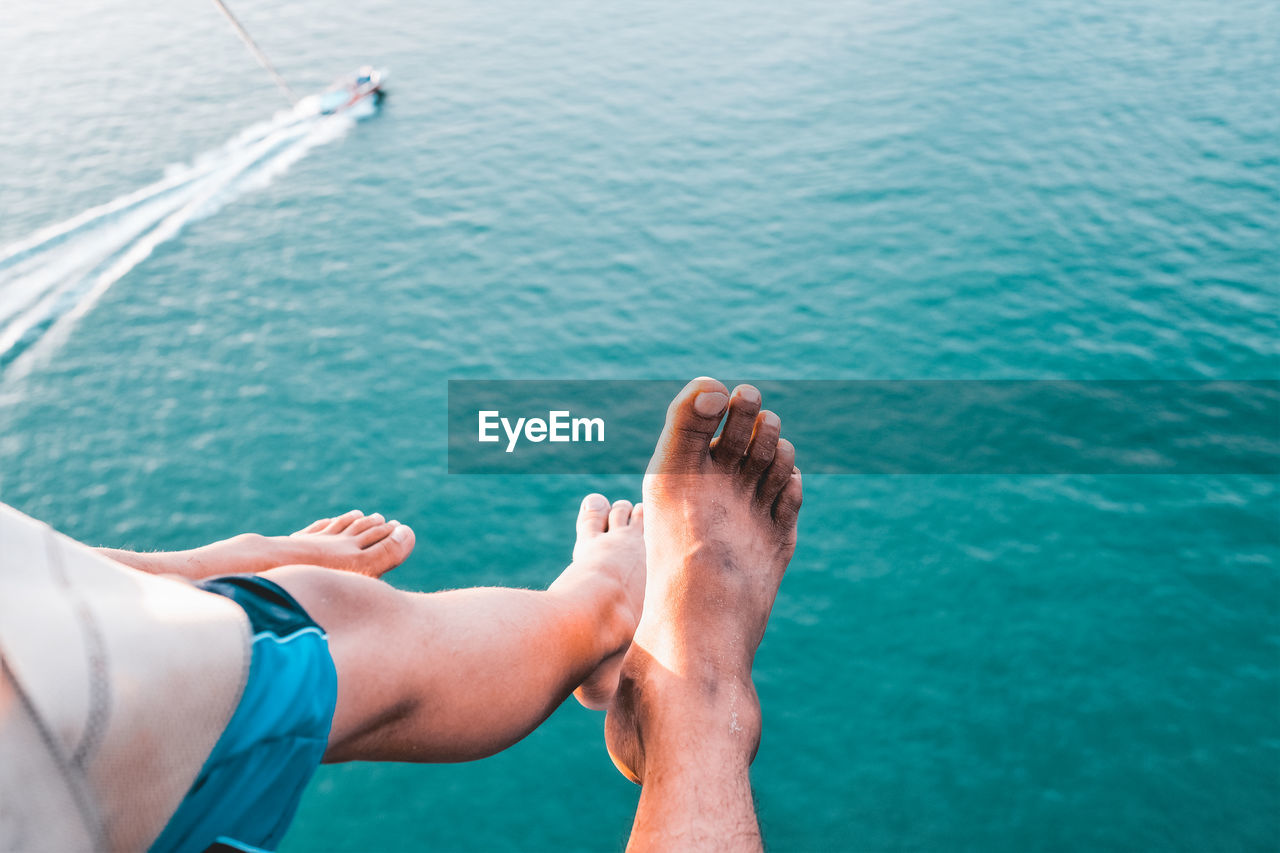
left=392, top=525, right=411, bottom=541
left=761, top=411, right=780, bottom=430
left=694, top=392, right=729, bottom=416
left=736, top=385, right=761, bottom=403
left=582, top=493, right=609, bottom=512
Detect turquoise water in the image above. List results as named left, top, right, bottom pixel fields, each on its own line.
left=2, top=0, right=1278, bottom=849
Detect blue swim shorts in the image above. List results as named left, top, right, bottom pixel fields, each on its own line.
left=150, top=575, right=338, bottom=853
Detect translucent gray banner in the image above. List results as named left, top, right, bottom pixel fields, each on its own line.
left=447, top=380, right=1280, bottom=475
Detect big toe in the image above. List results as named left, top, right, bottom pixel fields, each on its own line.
left=650, top=377, right=730, bottom=474
left=363, top=523, right=415, bottom=574
left=577, top=493, right=611, bottom=538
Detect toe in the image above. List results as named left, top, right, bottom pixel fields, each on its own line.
left=774, top=468, right=804, bottom=527
left=357, top=520, right=396, bottom=548
left=650, top=377, right=730, bottom=473
left=326, top=509, right=363, bottom=533
left=348, top=512, right=386, bottom=536
left=577, top=493, right=611, bottom=538
left=365, top=523, right=415, bottom=572
left=609, top=500, right=634, bottom=530
left=710, top=385, right=762, bottom=467
left=293, top=517, right=329, bottom=536
left=741, top=411, right=781, bottom=482
left=758, top=438, right=796, bottom=505
left=630, top=503, right=644, bottom=531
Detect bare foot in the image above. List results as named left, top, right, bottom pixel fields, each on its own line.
left=605, top=378, right=802, bottom=783
left=551, top=493, right=647, bottom=711
left=94, top=510, right=416, bottom=580
left=285, top=510, right=416, bottom=578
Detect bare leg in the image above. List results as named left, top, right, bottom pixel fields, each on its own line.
left=95, top=510, right=415, bottom=579
left=605, top=378, right=803, bottom=852
left=264, top=494, right=645, bottom=763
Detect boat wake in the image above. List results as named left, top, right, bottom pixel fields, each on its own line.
left=0, top=94, right=375, bottom=378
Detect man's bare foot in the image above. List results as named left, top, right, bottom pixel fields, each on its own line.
left=552, top=493, right=647, bottom=711
left=605, top=378, right=802, bottom=784
left=285, top=510, right=416, bottom=577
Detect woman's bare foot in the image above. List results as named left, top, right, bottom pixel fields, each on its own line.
left=285, top=510, right=416, bottom=577
left=553, top=493, right=647, bottom=711
left=95, top=510, right=416, bottom=580
left=604, top=378, right=802, bottom=784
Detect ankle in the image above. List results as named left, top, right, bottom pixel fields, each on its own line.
left=226, top=531, right=268, bottom=550
left=204, top=532, right=292, bottom=575
left=254, top=531, right=324, bottom=565
left=624, top=651, right=763, bottom=766
left=551, top=563, right=638, bottom=658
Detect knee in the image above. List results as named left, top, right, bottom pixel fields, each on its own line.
left=263, top=564, right=405, bottom=633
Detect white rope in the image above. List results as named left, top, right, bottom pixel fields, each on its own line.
left=209, top=0, right=299, bottom=105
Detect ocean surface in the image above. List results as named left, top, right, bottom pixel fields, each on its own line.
left=1, top=0, right=1277, bottom=850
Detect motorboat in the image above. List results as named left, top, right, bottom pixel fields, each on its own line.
left=319, top=66, right=385, bottom=115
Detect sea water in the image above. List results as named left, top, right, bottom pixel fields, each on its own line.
left=0, top=0, right=1276, bottom=849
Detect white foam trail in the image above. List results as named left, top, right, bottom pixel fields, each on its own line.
left=0, top=94, right=372, bottom=378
